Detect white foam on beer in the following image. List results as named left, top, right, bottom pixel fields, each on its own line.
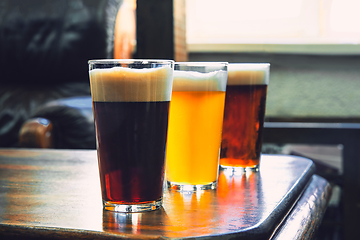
left=227, top=64, right=270, bottom=86
left=89, top=66, right=173, bottom=102
left=172, top=70, right=227, bottom=92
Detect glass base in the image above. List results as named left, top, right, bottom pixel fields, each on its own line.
left=220, top=164, right=259, bottom=173
left=167, top=181, right=217, bottom=191
left=103, top=199, right=162, bottom=213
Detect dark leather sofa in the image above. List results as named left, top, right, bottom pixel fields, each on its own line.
left=0, top=0, right=123, bottom=149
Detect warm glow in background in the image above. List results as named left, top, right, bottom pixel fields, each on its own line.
left=186, top=0, right=360, bottom=45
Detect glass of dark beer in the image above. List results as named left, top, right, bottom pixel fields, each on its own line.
left=220, top=63, right=270, bottom=171
left=88, top=59, right=174, bottom=212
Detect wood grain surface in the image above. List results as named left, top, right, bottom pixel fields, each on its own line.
left=0, top=149, right=329, bottom=239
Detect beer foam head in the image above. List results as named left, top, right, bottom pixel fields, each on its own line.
left=89, top=66, right=173, bottom=102
left=172, top=70, right=227, bottom=92
left=227, top=63, right=270, bottom=86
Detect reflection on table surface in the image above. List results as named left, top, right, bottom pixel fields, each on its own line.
left=0, top=149, right=328, bottom=239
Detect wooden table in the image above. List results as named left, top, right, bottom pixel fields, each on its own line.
left=264, top=122, right=360, bottom=239
left=0, top=149, right=331, bottom=239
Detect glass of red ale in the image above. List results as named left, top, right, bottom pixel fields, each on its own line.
left=88, top=59, right=174, bottom=212
left=220, top=63, right=270, bottom=171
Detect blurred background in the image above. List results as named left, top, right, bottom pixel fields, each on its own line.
left=1, top=0, right=359, bottom=239
left=185, top=2, right=360, bottom=239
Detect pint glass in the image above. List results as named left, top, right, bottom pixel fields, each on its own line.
left=220, top=63, right=270, bottom=171
left=166, top=62, right=228, bottom=190
left=88, top=59, right=174, bottom=212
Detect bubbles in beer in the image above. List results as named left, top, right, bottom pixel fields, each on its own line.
left=227, top=64, right=270, bottom=86
left=172, top=70, right=227, bottom=92
left=89, top=66, right=173, bottom=102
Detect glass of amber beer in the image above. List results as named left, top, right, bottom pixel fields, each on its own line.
left=166, top=62, right=228, bottom=191
left=220, top=63, right=270, bottom=171
left=88, top=59, right=174, bottom=212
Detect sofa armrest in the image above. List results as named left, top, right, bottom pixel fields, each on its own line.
left=19, top=118, right=54, bottom=148
left=26, top=97, right=96, bottom=149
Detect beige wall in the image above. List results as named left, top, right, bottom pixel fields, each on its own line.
left=189, top=52, right=360, bottom=122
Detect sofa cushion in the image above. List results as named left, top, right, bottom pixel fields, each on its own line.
left=0, top=0, right=121, bottom=85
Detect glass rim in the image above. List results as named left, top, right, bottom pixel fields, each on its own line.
left=88, top=59, right=175, bottom=65
left=228, top=63, right=270, bottom=68
left=229, top=62, right=270, bottom=65
left=175, top=62, right=228, bottom=66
